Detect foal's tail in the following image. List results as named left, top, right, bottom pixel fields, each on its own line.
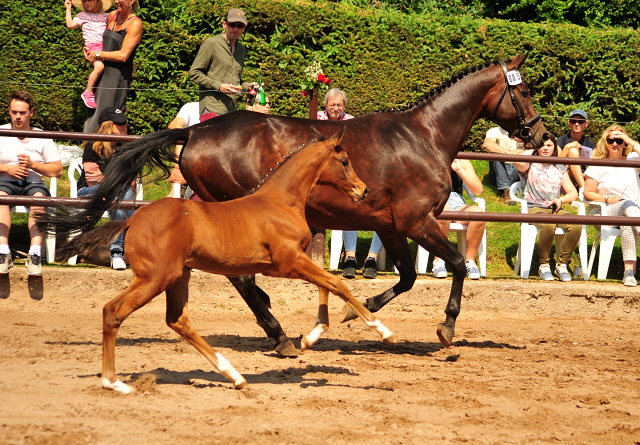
left=56, top=220, right=129, bottom=263
left=37, top=127, right=191, bottom=238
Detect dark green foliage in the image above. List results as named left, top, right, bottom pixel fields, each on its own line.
left=2, top=0, right=640, bottom=149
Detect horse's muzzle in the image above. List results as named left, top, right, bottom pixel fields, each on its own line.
left=353, top=187, right=369, bottom=202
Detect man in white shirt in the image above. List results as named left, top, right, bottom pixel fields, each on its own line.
left=167, top=102, right=201, bottom=197
left=0, top=91, right=63, bottom=275
left=482, top=126, right=523, bottom=205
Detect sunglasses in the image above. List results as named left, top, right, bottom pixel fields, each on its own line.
left=569, top=119, right=586, bottom=124
left=606, top=137, right=625, bottom=145
left=226, top=22, right=246, bottom=29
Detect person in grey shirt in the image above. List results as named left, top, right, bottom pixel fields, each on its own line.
left=188, top=8, right=254, bottom=116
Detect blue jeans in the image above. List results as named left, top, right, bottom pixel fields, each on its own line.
left=343, top=231, right=383, bottom=256
left=491, top=161, right=519, bottom=191
left=78, top=184, right=135, bottom=254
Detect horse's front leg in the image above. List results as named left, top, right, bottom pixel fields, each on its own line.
left=409, top=215, right=466, bottom=347
left=227, top=275, right=300, bottom=357
left=300, top=286, right=329, bottom=352
left=339, top=231, right=417, bottom=322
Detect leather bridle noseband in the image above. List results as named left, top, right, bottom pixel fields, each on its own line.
left=487, top=61, right=541, bottom=143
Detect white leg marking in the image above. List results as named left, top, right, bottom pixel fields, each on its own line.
left=215, top=353, right=246, bottom=388
left=102, top=378, right=132, bottom=394
left=364, top=319, right=397, bottom=343
left=301, top=323, right=329, bottom=352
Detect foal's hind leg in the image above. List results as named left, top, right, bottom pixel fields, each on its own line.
left=300, top=287, right=329, bottom=352
left=166, top=268, right=247, bottom=389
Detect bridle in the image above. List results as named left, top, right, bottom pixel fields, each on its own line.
left=487, top=61, right=541, bottom=143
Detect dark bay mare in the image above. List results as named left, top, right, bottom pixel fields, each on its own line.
left=54, top=129, right=398, bottom=392
left=39, top=54, right=546, bottom=355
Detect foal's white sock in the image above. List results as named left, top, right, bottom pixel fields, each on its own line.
left=28, top=245, right=41, bottom=256
left=0, top=244, right=10, bottom=255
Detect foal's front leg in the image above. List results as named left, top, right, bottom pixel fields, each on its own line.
left=300, top=287, right=329, bottom=352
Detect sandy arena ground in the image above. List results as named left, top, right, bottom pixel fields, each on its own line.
left=1, top=268, right=639, bottom=445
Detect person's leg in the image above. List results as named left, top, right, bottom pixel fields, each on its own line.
left=559, top=144, right=585, bottom=188
left=342, top=231, right=358, bottom=278
left=448, top=204, right=485, bottom=280
left=597, top=200, right=639, bottom=285
left=431, top=205, right=451, bottom=278
left=363, top=232, right=384, bottom=279
left=530, top=207, right=555, bottom=266
left=87, top=61, right=105, bottom=92
left=493, top=162, right=516, bottom=204
left=555, top=211, right=582, bottom=266
left=0, top=194, right=11, bottom=246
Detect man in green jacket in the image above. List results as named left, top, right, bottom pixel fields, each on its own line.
left=188, top=8, right=253, bottom=116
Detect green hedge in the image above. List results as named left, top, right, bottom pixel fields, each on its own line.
left=2, top=0, right=640, bottom=148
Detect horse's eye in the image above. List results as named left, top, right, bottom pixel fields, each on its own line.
left=521, top=90, right=530, bottom=98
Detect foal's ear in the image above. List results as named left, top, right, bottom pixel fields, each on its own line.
left=327, top=126, right=346, bottom=151
left=310, top=126, right=327, bottom=141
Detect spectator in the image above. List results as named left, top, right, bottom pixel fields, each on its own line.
left=167, top=102, right=200, bottom=197
left=557, top=109, right=596, bottom=189
left=317, top=88, right=354, bottom=121
left=482, top=126, right=523, bottom=205
left=77, top=107, right=134, bottom=270
left=431, top=159, right=485, bottom=280
left=583, top=124, right=640, bottom=287
left=0, top=91, right=63, bottom=276
left=247, top=94, right=271, bottom=114
left=189, top=8, right=255, bottom=116
left=65, top=0, right=111, bottom=109
left=515, top=132, right=581, bottom=282
left=83, top=0, right=143, bottom=132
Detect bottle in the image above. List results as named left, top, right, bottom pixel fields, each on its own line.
left=245, top=84, right=257, bottom=106
left=257, top=79, right=266, bottom=106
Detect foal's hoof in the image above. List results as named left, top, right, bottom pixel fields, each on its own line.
left=382, top=334, right=398, bottom=345
left=339, top=304, right=358, bottom=323
left=275, top=339, right=300, bottom=357
left=102, top=378, right=133, bottom=394
left=436, top=323, right=454, bottom=348
left=300, top=336, right=311, bottom=353
left=234, top=379, right=248, bottom=390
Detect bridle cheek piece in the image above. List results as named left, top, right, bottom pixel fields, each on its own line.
left=487, top=61, right=541, bottom=143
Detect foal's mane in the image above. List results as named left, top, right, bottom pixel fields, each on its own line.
left=248, top=140, right=314, bottom=194
left=380, top=58, right=512, bottom=113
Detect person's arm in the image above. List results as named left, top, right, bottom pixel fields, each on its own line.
left=557, top=171, right=579, bottom=208
left=65, top=0, right=79, bottom=29
left=17, top=155, right=63, bottom=178
left=515, top=148, right=535, bottom=172
left=452, top=159, right=482, bottom=196
left=188, top=39, right=241, bottom=94
left=583, top=176, right=609, bottom=203
left=482, top=137, right=508, bottom=154
left=0, top=162, right=29, bottom=179
left=168, top=116, right=186, bottom=130
left=86, top=14, right=142, bottom=63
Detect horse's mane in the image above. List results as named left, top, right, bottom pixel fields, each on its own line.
left=380, top=58, right=512, bottom=113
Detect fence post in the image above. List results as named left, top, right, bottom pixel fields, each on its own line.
left=306, top=89, right=326, bottom=268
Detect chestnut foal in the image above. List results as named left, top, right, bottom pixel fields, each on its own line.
left=59, top=128, right=397, bottom=393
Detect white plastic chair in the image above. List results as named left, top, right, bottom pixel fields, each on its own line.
left=10, top=176, right=57, bottom=263
left=579, top=187, right=621, bottom=280
left=414, top=182, right=487, bottom=277
left=510, top=181, right=588, bottom=280
left=67, top=157, right=143, bottom=265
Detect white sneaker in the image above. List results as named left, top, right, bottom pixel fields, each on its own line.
left=539, top=264, right=554, bottom=281
left=110, top=254, right=127, bottom=271
left=432, top=259, right=447, bottom=278
left=465, top=260, right=481, bottom=280
left=554, top=263, right=571, bottom=282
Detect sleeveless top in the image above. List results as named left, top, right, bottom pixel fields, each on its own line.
left=450, top=169, right=464, bottom=196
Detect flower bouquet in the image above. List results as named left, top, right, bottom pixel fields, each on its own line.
left=300, top=60, right=331, bottom=97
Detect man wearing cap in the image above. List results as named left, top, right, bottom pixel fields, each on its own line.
left=557, top=109, right=596, bottom=188
left=188, top=8, right=254, bottom=116
left=0, top=91, right=63, bottom=276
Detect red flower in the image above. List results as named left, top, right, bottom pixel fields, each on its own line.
left=317, top=73, right=325, bottom=82
left=301, top=90, right=307, bottom=96
left=325, top=78, right=331, bottom=85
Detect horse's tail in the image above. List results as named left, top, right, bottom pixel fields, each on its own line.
left=56, top=220, right=129, bottom=263
left=37, top=127, right=191, bottom=238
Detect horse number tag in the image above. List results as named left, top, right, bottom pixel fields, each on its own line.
left=507, top=70, right=522, bottom=86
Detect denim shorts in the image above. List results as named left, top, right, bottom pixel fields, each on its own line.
left=446, top=191, right=466, bottom=211
left=0, top=181, right=51, bottom=197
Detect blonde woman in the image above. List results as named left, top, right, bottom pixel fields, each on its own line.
left=583, top=125, right=640, bottom=286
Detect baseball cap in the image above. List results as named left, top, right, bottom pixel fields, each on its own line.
left=225, top=8, right=247, bottom=25
left=200, top=112, right=218, bottom=122
left=98, top=107, right=128, bottom=125
left=569, top=109, right=588, bottom=120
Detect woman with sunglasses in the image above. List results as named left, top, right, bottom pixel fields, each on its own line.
left=515, top=132, right=581, bottom=282
left=188, top=8, right=256, bottom=116
left=583, top=125, right=640, bottom=286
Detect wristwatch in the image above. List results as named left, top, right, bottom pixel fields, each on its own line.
left=95, top=51, right=101, bottom=60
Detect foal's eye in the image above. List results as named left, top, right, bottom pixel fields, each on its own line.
left=342, top=159, right=349, bottom=167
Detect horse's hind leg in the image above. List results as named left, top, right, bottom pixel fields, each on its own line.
left=102, top=276, right=167, bottom=394
left=227, top=275, right=299, bottom=357
left=300, top=287, right=329, bottom=352
left=167, top=268, right=246, bottom=389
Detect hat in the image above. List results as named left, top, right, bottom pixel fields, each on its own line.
left=225, top=8, right=247, bottom=25
left=98, top=107, right=128, bottom=125
left=72, top=0, right=113, bottom=13
left=200, top=112, right=218, bottom=122
left=569, top=109, right=588, bottom=120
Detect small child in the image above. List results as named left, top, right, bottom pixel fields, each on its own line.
left=65, top=0, right=110, bottom=109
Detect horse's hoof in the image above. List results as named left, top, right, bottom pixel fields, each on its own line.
left=382, top=334, right=398, bottom=345
left=275, top=339, right=300, bottom=357
left=339, top=305, right=358, bottom=323
left=102, top=378, right=133, bottom=394
left=436, top=323, right=454, bottom=348
left=234, top=379, right=248, bottom=390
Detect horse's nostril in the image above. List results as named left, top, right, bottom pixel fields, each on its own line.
left=362, top=188, right=369, bottom=198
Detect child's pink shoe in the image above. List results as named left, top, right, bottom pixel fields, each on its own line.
left=81, top=90, right=97, bottom=109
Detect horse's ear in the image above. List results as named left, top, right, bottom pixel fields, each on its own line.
left=310, top=126, right=327, bottom=141
left=327, top=126, right=346, bottom=151
left=515, top=52, right=529, bottom=69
